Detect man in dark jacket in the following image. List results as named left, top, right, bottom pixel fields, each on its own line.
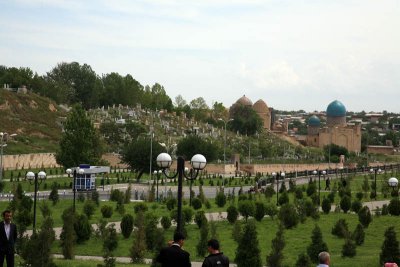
left=156, top=232, right=191, bottom=267
left=0, top=210, right=17, bottom=267
left=202, top=239, right=229, bottom=267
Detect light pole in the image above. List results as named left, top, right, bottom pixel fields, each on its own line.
left=156, top=153, right=207, bottom=233
left=67, top=168, right=84, bottom=212
left=0, top=132, right=17, bottom=181
left=313, top=170, right=326, bottom=205
left=218, top=118, right=233, bottom=165
left=388, top=177, right=399, bottom=196
left=149, top=127, right=154, bottom=189
left=370, top=168, right=381, bottom=200
left=26, top=170, right=46, bottom=231
left=153, top=170, right=162, bottom=202
left=272, top=171, right=285, bottom=206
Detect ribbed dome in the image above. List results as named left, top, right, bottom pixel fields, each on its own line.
left=253, top=99, right=269, bottom=113
left=236, top=95, right=253, bottom=106
left=327, top=100, right=346, bottom=117
left=308, top=115, right=321, bottom=126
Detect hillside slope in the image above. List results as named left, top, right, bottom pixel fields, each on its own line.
left=0, top=89, right=66, bottom=154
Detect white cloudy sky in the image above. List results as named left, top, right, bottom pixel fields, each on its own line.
left=1, top=0, right=399, bottom=112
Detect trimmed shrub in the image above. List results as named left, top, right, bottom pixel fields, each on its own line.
left=358, top=206, right=372, bottom=228
left=101, top=205, right=113, bottom=218
left=388, top=198, right=400, bottom=216
left=215, top=191, right=227, bottom=208
left=278, top=203, right=299, bottom=229
left=120, top=214, right=134, bottom=238
left=227, top=205, right=239, bottom=224
left=134, top=203, right=148, bottom=214
left=160, top=216, right=171, bottom=230
left=191, top=197, right=202, bottom=210
left=321, top=197, right=331, bottom=214
left=352, top=223, right=365, bottom=246
left=331, top=218, right=349, bottom=238
left=340, top=195, right=351, bottom=213
left=254, top=202, right=265, bottom=221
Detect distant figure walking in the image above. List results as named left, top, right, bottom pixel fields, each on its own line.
left=156, top=232, right=191, bottom=267
left=317, top=251, right=330, bottom=267
left=0, top=210, right=17, bottom=267
left=202, top=239, right=229, bottom=267
left=325, top=177, right=331, bottom=190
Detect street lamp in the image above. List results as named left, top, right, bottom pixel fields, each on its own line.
left=370, top=168, right=382, bottom=200
left=0, top=132, right=17, bottom=181
left=67, top=168, right=84, bottom=212
left=156, top=153, right=207, bottom=233
left=313, top=170, right=326, bottom=205
left=388, top=177, right=398, bottom=196
left=218, top=118, right=233, bottom=165
left=26, top=170, right=46, bottom=230
left=272, top=171, right=285, bottom=206
left=153, top=170, right=162, bottom=202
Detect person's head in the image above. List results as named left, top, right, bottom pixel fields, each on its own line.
left=173, top=232, right=185, bottom=246
left=2, top=210, right=12, bottom=224
left=207, top=239, right=220, bottom=254
left=318, top=251, right=330, bottom=264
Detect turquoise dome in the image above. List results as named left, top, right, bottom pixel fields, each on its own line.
left=326, top=100, right=346, bottom=117
left=308, top=115, right=320, bottom=126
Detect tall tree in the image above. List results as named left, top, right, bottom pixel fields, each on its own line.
left=235, top=220, right=262, bottom=267
left=176, top=135, right=219, bottom=162
left=380, top=226, right=400, bottom=265
left=56, top=104, right=103, bottom=168
left=266, top=224, right=285, bottom=267
left=229, top=104, right=262, bottom=135
left=307, top=225, right=329, bottom=263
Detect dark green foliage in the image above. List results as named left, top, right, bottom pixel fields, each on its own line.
left=232, top=221, right=242, bottom=243
left=98, top=224, right=118, bottom=267
left=278, top=203, right=299, bottom=229
left=101, top=205, right=113, bottom=218
left=254, top=202, right=265, bottom=221
left=77, top=193, right=85, bottom=203
left=170, top=206, right=194, bottom=225
left=229, top=104, right=263, bottom=135
left=307, top=225, right=329, bottom=263
left=380, top=226, right=400, bottom=265
left=235, top=220, right=262, bottom=267
left=191, top=197, right=202, bottom=210
left=358, top=206, right=373, bottom=228
left=340, top=195, right=351, bottom=213
left=238, top=200, right=256, bottom=221
left=56, top=104, right=103, bottom=168
left=266, top=225, right=285, bottom=267
left=264, top=185, right=275, bottom=199
left=265, top=203, right=278, bottom=220
left=176, top=135, right=219, bottom=162
left=83, top=200, right=96, bottom=219
left=109, top=189, right=124, bottom=202
left=130, top=211, right=146, bottom=263
left=321, top=197, right=331, bottom=214
left=134, top=202, right=148, bottom=214
left=194, top=210, right=207, bottom=229
left=166, top=198, right=177, bottom=210
left=227, top=205, right=239, bottom=224
left=331, top=219, right=349, bottom=238
left=278, top=191, right=289, bottom=206
left=382, top=204, right=389, bottom=215
left=327, top=191, right=335, bottom=203
left=145, top=212, right=160, bottom=251
left=48, top=182, right=59, bottom=205
left=120, top=214, right=134, bottom=238
left=196, top=220, right=209, bottom=257
left=306, top=181, right=317, bottom=197
left=295, top=252, right=312, bottom=267
left=160, top=216, right=171, bottom=230
left=60, top=207, right=76, bottom=259
left=74, top=214, right=92, bottom=244
left=215, top=191, right=227, bottom=207
left=91, top=190, right=100, bottom=206
left=352, top=223, right=365, bottom=246
left=351, top=200, right=362, bottom=213
left=294, top=187, right=303, bottom=200
left=39, top=201, right=52, bottom=218
left=19, top=217, right=56, bottom=267
left=342, top=237, right=357, bottom=257
left=388, top=198, right=400, bottom=216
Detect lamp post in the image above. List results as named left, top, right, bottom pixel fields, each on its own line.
left=149, top=127, right=154, bottom=190
left=388, top=177, right=398, bottom=196
left=0, top=132, right=17, bottom=181
left=370, top=168, right=381, bottom=200
left=26, top=171, right=46, bottom=231
left=272, top=172, right=285, bottom=206
left=153, top=170, right=162, bottom=202
left=313, top=170, right=326, bottom=205
left=156, top=153, right=206, bottom=233
left=67, top=168, right=84, bottom=212
left=218, top=118, right=233, bottom=165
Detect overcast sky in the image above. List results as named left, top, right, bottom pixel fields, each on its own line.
left=1, top=0, right=399, bottom=113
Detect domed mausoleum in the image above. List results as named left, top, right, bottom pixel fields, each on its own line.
left=306, top=100, right=361, bottom=153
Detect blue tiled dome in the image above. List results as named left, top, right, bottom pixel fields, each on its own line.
left=326, top=100, right=346, bottom=117
left=308, top=115, right=321, bottom=126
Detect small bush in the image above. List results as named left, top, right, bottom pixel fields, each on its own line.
left=254, top=202, right=265, bottom=221
left=134, top=203, right=148, bottom=214
left=194, top=211, right=207, bottom=229
left=160, top=216, right=171, bottom=230
left=358, top=206, right=372, bottom=228
left=351, top=200, right=362, bottom=213
left=331, top=218, right=349, bottom=238
left=321, top=198, right=331, bottom=214
left=226, top=205, right=239, bottom=224
left=215, top=191, right=227, bottom=208
left=352, top=223, right=365, bottom=245
left=191, top=197, right=202, bottom=210
left=388, top=198, right=400, bottom=216
left=120, top=214, right=134, bottom=238
left=101, top=205, right=113, bottom=218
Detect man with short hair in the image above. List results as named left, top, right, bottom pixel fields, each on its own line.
left=156, top=232, right=191, bottom=267
left=0, top=210, right=17, bottom=267
left=317, top=251, right=330, bottom=267
left=202, top=239, right=229, bottom=267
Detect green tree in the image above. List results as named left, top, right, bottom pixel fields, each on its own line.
left=278, top=203, right=299, bottom=229
left=295, top=252, right=312, bottom=267
left=342, top=237, right=357, bottom=257
left=235, top=220, right=262, bottom=267
left=358, top=206, right=373, bottom=228
left=227, top=205, right=239, bottom=224
left=238, top=200, right=255, bottom=221
left=48, top=182, right=59, bottom=205
left=380, top=226, right=400, bottom=265
left=307, top=225, right=329, bottom=263
left=176, top=135, right=219, bottom=162
left=352, top=223, right=365, bottom=246
left=98, top=224, right=118, bottom=267
left=74, top=214, right=92, bottom=244
left=229, top=104, right=263, bottom=135
left=130, top=211, right=146, bottom=263
left=120, top=214, right=134, bottom=238
left=254, top=202, right=265, bottom=221
left=60, top=207, right=76, bottom=259
left=266, top=224, right=285, bottom=267
left=121, top=138, right=165, bottom=180
left=196, top=220, right=209, bottom=257
left=56, top=104, right=103, bottom=168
